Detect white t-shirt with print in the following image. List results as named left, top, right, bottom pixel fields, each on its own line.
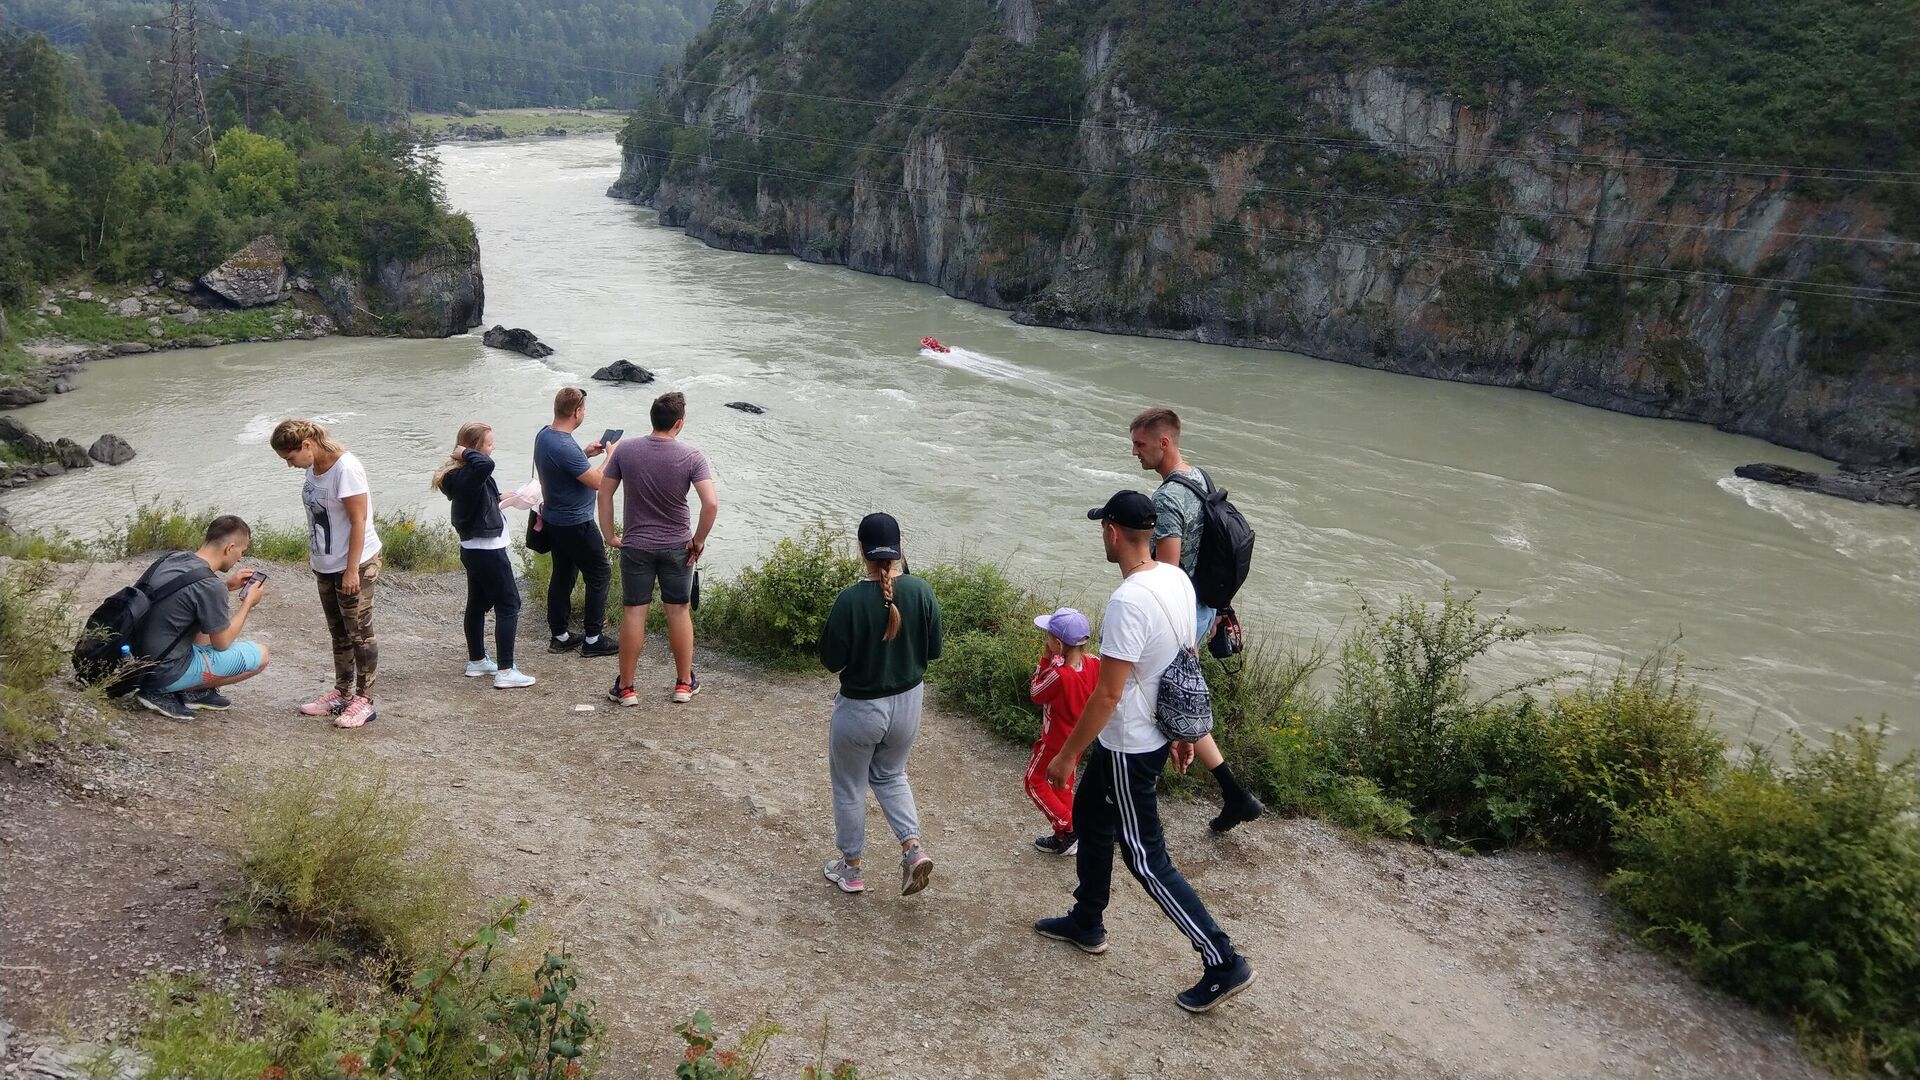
left=302, top=451, right=384, bottom=574
left=1097, top=562, right=1197, bottom=754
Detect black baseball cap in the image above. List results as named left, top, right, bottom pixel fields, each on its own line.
left=1088, top=490, right=1157, bottom=530
left=858, top=512, right=903, bottom=561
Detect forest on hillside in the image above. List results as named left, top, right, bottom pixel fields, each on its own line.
left=0, top=31, right=471, bottom=309
left=0, top=0, right=714, bottom=115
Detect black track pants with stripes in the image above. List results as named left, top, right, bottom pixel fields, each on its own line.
left=1070, top=743, right=1239, bottom=971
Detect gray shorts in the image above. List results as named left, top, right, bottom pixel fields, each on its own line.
left=620, top=545, right=694, bottom=606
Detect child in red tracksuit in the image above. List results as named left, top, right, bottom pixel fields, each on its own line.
left=1025, top=607, right=1099, bottom=856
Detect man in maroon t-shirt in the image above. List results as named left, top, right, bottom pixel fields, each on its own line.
left=597, top=392, right=719, bottom=706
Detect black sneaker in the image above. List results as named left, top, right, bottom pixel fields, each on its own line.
left=1034, top=914, right=1108, bottom=955
left=1209, top=795, right=1266, bottom=834
left=1176, top=957, right=1257, bottom=1013
left=548, top=633, right=582, bottom=653
left=134, top=690, right=195, bottom=721
left=185, top=688, right=232, bottom=711
left=579, top=634, right=620, bottom=658
left=1034, top=832, right=1078, bottom=856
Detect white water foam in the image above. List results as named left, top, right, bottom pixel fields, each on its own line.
left=921, top=346, right=1034, bottom=384
left=877, top=388, right=916, bottom=407
left=1718, top=475, right=1920, bottom=562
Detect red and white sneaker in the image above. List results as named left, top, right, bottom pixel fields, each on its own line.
left=298, top=688, right=347, bottom=716
left=671, top=671, right=701, bottom=704
left=607, top=681, right=638, bottom=707
left=334, top=695, right=377, bottom=729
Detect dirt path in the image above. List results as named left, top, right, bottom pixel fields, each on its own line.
left=2, top=561, right=1827, bottom=1079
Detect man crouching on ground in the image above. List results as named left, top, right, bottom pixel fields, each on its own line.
left=131, top=515, right=271, bottom=720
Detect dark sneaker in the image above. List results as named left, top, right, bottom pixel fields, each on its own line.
left=185, top=688, right=233, bottom=711
left=548, top=634, right=582, bottom=654
left=134, top=690, right=195, bottom=721
left=1034, top=832, right=1078, bottom=856
left=1176, top=957, right=1257, bottom=1013
left=579, top=634, right=620, bottom=658
left=1209, top=795, right=1266, bottom=834
left=1034, top=914, right=1108, bottom=955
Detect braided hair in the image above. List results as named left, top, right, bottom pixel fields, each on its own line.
left=868, top=558, right=902, bottom=642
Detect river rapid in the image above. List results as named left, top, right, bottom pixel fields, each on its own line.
left=5, top=136, right=1915, bottom=749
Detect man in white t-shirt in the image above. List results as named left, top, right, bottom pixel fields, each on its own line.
left=1036, top=490, right=1256, bottom=1014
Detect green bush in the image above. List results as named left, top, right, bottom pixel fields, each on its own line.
left=0, top=526, right=89, bottom=562
left=372, top=513, right=462, bottom=573
left=1610, top=724, right=1920, bottom=1075
left=226, top=762, right=469, bottom=972
left=696, top=524, right=861, bottom=668
left=928, top=630, right=1045, bottom=744
left=0, top=560, right=78, bottom=758
left=1535, top=660, right=1726, bottom=850
left=114, top=504, right=446, bottom=568
left=918, top=559, right=1042, bottom=637
left=136, top=976, right=375, bottom=1080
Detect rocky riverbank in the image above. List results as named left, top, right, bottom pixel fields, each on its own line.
left=610, top=3, right=1919, bottom=475
left=0, top=235, right=483, bottom=411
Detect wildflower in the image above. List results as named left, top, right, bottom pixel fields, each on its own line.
left=717, top=1049, right=741, bottom=1067
left=339, top=1053, right=366, bottom=1077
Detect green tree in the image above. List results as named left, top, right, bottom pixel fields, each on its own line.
left=0, top=32, right=68, bottom=139
left=213, top=128, right=299, bottom=216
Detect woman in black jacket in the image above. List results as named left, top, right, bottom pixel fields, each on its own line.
left=432, top=422, right=534, bottom=689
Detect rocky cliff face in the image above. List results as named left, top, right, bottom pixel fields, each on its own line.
left=611, top=5, right=1919, bottom=467
left=309, top=242, right=485, bottom=338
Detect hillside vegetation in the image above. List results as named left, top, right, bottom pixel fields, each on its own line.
left=0, top=0, right=715, bottom=114
left=0, top=32, right=471, bottom=310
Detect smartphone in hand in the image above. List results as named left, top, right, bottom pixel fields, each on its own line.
left=602, top=428, right=624, bottom=447
left=245, top=568, right=269, bottom=599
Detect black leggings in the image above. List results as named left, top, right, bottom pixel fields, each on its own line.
left=460, top=545, right=521, bottom=668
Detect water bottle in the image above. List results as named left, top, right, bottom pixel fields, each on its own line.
left=119, top=644, right=132, bottom=659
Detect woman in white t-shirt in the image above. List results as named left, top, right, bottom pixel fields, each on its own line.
left=270, top=418, right=385, bottom=729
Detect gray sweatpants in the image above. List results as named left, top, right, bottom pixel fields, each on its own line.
left=829, top=684, right=924, bottom=862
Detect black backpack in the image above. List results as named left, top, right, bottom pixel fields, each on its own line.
left=72, top=555, right=215, bottom=697
left=1166, top=469, right=1255, bottom=610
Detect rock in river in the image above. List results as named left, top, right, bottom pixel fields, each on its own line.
left=52, top=437, right=93, bottom=470
left=724, top=401, right=767, bottom=415
left=201, top=236, right=289, bottom=308
left=0, top=416, right=51, bottom=458
left=482, top=325, right=554, bottom=359
left=0, top=385, right=46, bottom=408
left=1735, top=462, right=1920, bottom=509
left=590, top=359, right=655, bottom=384
left=90, top=434, right=136, bottom=466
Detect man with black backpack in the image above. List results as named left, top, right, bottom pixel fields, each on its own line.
left=120, top=515, right=271, bottom=719
left=1130, top=407, right=1265, bottom=833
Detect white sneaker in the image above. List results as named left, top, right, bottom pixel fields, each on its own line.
left=493, top=667, right=536, bottom=690
left=465, top=658, right=498, bottom=677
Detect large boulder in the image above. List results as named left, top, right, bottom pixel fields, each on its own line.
left=201, top=236, right=289, bottom=308
left=0, top=416, right=51, bottom=459
left=591, top=359, right=655, bottom=384
left=89, top=434, right=136, bottom=466
left=316, top=243, right=485, bottom=338
left=484, top=325, right=554, bottom=359
left=0, top=385, right=44, bottom=408
left=51, top=437, right=93, bottom=470
left=1735, top=463, right=1920, bottom=508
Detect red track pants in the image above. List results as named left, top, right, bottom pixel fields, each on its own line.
left=1024, top=730, right=1075, bottom=836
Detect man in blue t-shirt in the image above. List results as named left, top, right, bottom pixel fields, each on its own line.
left=532, top=386, right=619, bottom=656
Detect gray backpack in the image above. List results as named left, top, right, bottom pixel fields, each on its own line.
left=1132, top=585, right=1214, bottom=743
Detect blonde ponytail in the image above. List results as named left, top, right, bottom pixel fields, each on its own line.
left=270, top=418, right=346, bottom=457
left=870, top=558, right=902, bottom=642
left=431, top=421, right=492, bottom=491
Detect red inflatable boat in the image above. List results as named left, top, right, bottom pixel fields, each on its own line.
left=920, top=336, right=950, bottom=353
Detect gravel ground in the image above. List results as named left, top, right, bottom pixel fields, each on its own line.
left=0, top=560, right=1829, bottom=1079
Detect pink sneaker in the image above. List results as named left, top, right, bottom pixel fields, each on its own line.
left=334, top=695, right=377, bottom=729
left=298, top=688, right=347, bottom=716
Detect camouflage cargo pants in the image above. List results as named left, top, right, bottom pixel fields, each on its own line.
left=316, top=554, right=381, bottom=698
